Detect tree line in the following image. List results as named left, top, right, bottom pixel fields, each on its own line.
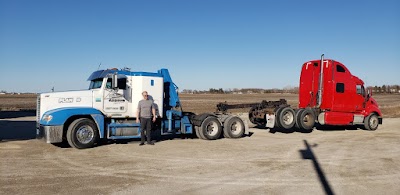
left=181, top=86, right=300, bottom=94
left=181, top=85, right=400, bottom=94
left=372, top=85, right=400, bottom=94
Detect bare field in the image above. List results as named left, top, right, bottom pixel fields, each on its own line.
left=1, top=93, right=400, bottom=117
left=0, top=94, right=36, bottom=111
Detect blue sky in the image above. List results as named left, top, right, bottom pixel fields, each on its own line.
left=0, top=0, right=399, bottom=93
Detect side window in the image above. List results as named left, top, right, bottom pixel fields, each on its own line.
left=105, top=78, right=126, bottom=89
left=336, top=65, right=346, bottom=73
left=356, top=85, right=362, bottom=94
left=118, top=78, right=127, bottom=89
left=106, top=78, right=112, bottom=89
left=336, top=83, right=345, bottom=93
left=357, top=85, right=365, bottom=96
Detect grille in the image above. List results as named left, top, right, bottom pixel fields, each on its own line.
left=36, top=95, right=41, bottom=123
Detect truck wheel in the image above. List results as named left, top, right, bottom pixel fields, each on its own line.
left=278, top=107, right=295, bottom=129
left=67, top=118, right=99, bottom=149
left=199, top=116, right=222, bottom=140
left=364, top=114, right=379, bottom=131
left=223, top=116, right=233, bottom=138
left=295, top=109, right=304, bottom=129
left=274, top=107, right=285, bottom=128
left=223, top=116, right=245, bottom=138
left=298, top=109, right=315, bottom=130
left=195, top=126, right=206, bottom=139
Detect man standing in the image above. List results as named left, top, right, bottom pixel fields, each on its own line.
left=136, top=91, right=156, bottom=146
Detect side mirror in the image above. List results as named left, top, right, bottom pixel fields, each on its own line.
left=367, top=88, right=372, bottom=99
left=112, top=73, right=118, bottom=89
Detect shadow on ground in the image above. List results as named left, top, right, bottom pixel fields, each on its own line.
left=0, top=110, right=36, bottom=119
left=300, top=140, right=335, bottom=195
left=0, top=120, right=37, bottom=141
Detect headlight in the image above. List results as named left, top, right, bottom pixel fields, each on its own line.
left=42, top=114, right=53, bottom=122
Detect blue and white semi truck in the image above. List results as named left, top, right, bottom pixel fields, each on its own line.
left=37, top=68, right=247, bottom=149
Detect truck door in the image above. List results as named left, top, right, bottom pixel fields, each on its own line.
left=354, top=84, right=366, bottom=112
left=103, top=77, right=128, bottom=114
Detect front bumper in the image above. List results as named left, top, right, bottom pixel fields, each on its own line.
left=36, top=124, right=63, bottom=143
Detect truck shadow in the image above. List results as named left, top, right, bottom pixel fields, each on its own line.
left=0, top=110, right=36, bottom=119
left=269, top=127, right=313, bottom=134
left=299, top=140, right=335, bottom=195
left=0, top=120, right=37, bottom=141
left=314, top=124, right=360, bottom=131
left=267, top=124, right=361, bottom=134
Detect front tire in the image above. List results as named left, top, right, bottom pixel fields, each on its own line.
left=364, top=114, right=379, bottom=131
left=66, top=118, right=99, bottom=149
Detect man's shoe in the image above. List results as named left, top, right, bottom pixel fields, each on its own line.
left=139, top=143, right=145, bottom=146
left=148, top=142, right=154, bottom=145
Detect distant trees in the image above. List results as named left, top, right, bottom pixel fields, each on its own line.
left=180, top=86, right=300, bottom=94
left=180, top=84, right=399, bottom=94
left=371, top=85, right=400, bottom=94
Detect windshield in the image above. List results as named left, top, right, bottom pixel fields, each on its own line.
left=89, top=78, right=126, bottom=90
left=89, top=79, right=103, bottom=89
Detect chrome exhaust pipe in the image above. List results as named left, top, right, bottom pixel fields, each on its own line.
left=317, top=54, right=324, bottom=107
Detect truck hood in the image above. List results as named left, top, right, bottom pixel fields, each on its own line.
left=38, top=90, right=93, bottom=120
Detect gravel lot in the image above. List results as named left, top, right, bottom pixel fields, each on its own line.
left=1, top=115, right=400, bottom=195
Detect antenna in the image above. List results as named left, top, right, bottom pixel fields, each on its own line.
left=97, top=63, right=102, bottom=70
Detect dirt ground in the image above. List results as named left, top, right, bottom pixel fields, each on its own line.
left=1, top=113, right=400, bottom=194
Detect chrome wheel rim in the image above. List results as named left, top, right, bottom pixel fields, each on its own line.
left=76, top=125, right=94, bottom=144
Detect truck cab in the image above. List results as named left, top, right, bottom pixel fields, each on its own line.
left=298, top=56, right=382, bottom=130
left=37, top=68, right=247, bottom=149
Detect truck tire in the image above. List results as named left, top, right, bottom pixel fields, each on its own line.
left=298, top=109, right=315, bottom=131
left=223, top=116, right=245, bottom=138
left=295, top=109, right=304, bottom=129
left=364, top=113, right=379, bottom=131
left=199, top=116, right=222, bottom=140
left=66, top=118, right=99, bottom=149
left=274, top=107, right=285, bottom=128
left=278, top=107, right=295, bottom=129
left=195, top=126, right=206, bottom=140
left=223, top=116, right=234, bottom=138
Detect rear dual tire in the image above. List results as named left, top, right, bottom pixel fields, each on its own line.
left=277, top=107, right=296, bottom=129
left=223, top=116, right=245, bottom=138
left=296, top=109, right=315, bottom=131
left=198, top=116, right=222, bottom=140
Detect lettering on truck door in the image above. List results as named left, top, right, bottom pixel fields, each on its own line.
left=103, top=78, right=128, bottom=114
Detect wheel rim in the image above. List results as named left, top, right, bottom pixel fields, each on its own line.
left=206, top=121, right=219, bottom=136
left=369, top=116, right=378, bottom=129
left=76, top=125, right=94, bottom=144
left=303, top=114, right=313, bottom=127
left=229, top=121, right=243, bottom=136
left=282, top=111, right=294, bottom=125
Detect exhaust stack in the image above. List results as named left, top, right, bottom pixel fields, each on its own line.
left=317, top=54, right=324, bottom=107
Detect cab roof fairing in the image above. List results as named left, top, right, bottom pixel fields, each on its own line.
left=87, top=69, right=163, bottom=81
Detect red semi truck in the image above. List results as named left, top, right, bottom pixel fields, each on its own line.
left=217, top=54, right=383, bottom=131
